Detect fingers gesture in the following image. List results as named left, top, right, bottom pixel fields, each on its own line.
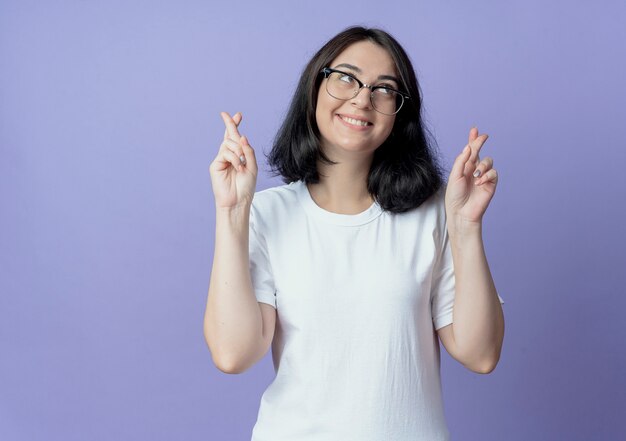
left=209, top=112, right=258, bottom=209
left=445, top=127, right=499, bottom=225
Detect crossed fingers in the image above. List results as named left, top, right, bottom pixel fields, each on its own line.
left=220, top=111, right=247, bottom=168
left=222, top=111, right=242, bottom=142
left=465, top=128, right=497, bottom=185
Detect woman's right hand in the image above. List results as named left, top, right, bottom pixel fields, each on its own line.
left=209, top=112, right=258, bottom=210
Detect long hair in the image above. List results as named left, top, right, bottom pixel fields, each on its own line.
left=266, top=26, right=446, bottom=213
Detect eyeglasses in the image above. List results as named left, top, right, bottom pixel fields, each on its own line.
left=320, top=67, right=410, bottom=115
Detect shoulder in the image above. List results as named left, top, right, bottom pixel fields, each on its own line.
left=250, top=181, right=300, bottom=227
left=394, top=184, right=447, bottom=224
left=387, top=184, right=448, bottom=245
left=429, top=184, right=448, bottom=225
left=427, top=184, right=448, bottom=241
left=251, top=181, right=298, bottom=210
left=418, top=185, right=446, bottom=212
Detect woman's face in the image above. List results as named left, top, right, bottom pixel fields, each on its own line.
left=315, top=40, right=398, bottom=159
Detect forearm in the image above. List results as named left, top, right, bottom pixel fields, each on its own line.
left=448, top=216, right=504, bottom=370
left=204, top=204, right=264, bottom=372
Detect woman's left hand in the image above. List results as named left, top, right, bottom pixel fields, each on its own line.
left=445, top=127, right=499, bottom=225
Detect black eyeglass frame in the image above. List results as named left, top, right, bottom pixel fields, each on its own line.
left=320, top=67, right=410, bottom=115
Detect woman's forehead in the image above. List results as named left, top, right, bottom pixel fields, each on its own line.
left=329, top=41, right=398, bottom=78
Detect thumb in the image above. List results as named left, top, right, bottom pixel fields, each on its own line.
left=451, top=144, right=471, bottom=180
left=241, top=136, right=257, bottom=172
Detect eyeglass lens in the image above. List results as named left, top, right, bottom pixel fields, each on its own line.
left=325, top=71, right=403, bottom=115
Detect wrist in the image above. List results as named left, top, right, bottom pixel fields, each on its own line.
left=215, top=203, right=251, bottom=228
left=216, top=197, right=252, bottom=214
left=447, top=214, right=483, bottom=240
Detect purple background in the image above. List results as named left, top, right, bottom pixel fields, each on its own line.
left=2, top=1, right=625, bottom=440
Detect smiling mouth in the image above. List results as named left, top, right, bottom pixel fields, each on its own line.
left=337, top=114, right=372, bottom=127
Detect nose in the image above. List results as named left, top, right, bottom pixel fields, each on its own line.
left=350, top=86, right=372, bottom=109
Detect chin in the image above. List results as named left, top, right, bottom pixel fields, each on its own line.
left=336, top=141, right=379, bottom=154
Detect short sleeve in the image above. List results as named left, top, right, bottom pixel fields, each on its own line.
left=249, top=205, right=277, bottom=309
left=430, top=222, right=457, bottom=331
left=430, top=204, right=505, bottom=331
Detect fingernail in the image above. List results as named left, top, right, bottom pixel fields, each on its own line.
left=239, top=155, right=246, bottom=164
left=473, top=169, right=481, bottom=177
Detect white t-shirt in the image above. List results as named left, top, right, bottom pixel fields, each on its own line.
left=248, top=179, right=504, bottom=441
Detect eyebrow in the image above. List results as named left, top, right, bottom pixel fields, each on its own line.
left=332, top=63, right=400, bottom=85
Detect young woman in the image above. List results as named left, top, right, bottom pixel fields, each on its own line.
left=205, top=26, right=505, bottom=441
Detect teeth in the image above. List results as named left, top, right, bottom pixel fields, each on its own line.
left=340, top=116, right=369, bottom=127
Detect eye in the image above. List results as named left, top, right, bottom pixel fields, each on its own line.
left=374, top=86, right=394, bottom=95
left=338, top=74, right=355, bottom=84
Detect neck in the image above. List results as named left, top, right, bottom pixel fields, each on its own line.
left=307, top=150, right=375, bottom=215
